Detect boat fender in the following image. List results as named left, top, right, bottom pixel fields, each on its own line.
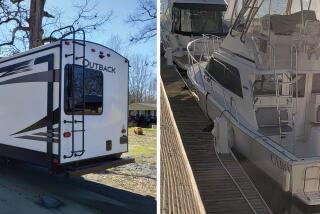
left=212, top=117, right=230, bottom=154
left=165, top=48, right=173, bottom=65
left=282, top=170, right=290, bottom=192
left=227, top=124, right=235, bottom=148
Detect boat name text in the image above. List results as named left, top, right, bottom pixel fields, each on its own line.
left=270, top=153, right=289, bottom=171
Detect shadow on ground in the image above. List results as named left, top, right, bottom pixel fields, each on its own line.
left=0, top=162, right=156, bottom=214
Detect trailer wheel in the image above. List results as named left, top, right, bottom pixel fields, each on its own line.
left=110, top=153, right=122, bottom=159
left=0, top=157, right=23, bottom=166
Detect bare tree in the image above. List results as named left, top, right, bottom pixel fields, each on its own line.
left=128, top=53, right=156, bottom=104
left=127, top=0, right=156, bottom=43
left=106, top=34, right=126, bottom=55
left=0, top=0, right=112, bottom=54
left=106, top=35, right=156, bottom=103
left=144, top=76, right=156, bottom=103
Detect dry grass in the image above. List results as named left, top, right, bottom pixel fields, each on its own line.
left=83, top=127, right=157, bottom=197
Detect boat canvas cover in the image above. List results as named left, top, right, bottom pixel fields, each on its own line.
left=261, top=10, right=317, bottom=35
left=173, top=0, right=227, bottom=10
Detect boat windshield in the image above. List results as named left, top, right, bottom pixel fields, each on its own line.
left=172, top=3, right=228, bottom=36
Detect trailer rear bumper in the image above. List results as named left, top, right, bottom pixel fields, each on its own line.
left=65, top=157, right=135, bottom=177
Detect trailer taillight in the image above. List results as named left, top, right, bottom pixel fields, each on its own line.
left=121, top=128, right=126, bottom=134
left=63, top=131, right=71, bottom=138
left=52, top=159, right=59, bottom=165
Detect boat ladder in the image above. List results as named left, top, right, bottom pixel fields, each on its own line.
left=273, top=44, right=299, bottom=143
left=275, top=72, right=294, bottom=139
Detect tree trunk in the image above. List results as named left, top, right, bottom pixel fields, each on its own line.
left=29, top=0, right=46, bottom=49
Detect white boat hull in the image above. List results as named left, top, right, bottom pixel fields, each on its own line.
left=187, top=65, right=320, bottom=206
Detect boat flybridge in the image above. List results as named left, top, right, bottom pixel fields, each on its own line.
left=187, top=0, right=320, bottom=207
left=161, top=0, right=228, bottom=70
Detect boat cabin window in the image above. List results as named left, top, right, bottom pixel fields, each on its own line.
left=206, top=58, right=243, bottom=97
left=253, top=74, right=305, bottom=97
left=64, top=64, right=103, bottom=115
left=312, top=74, right=320, bottom=93
left=172, top=3, right=228, bottom=36
left=253, top=75, right=277, bottom=95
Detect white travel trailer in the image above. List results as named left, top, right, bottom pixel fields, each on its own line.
left=187, top=0, right=320, bottom=208
left=161, top=0, right=228, bottom=70
left=0, top=27, right=133, bottom=175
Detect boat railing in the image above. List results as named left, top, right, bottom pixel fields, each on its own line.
left=187, top=34, right=223, bottom=110
left=187, top=34, right=222, bottom=66
left=251, top=29, right=320, bottom=72
left=187, top=35, right=240, bottom=124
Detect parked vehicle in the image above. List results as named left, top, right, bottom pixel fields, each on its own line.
left=0, top=27, right=133, bottom=175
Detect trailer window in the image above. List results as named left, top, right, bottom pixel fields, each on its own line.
left=64, top=64, right=103, bottom=115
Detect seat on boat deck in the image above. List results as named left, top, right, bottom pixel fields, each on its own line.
left=256, top=107, right=292, bottom=136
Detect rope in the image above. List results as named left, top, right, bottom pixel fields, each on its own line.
left=213, top=144, right=257, bottom=214
left=229, top=150, right=273, bottom=214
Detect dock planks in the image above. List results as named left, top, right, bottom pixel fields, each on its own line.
left=161, top=82, right=203, bottom=214
left=160, top=59, right=271, bottom=214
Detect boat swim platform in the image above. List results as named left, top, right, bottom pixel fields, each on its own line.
left=160, top=57, right=272, bottom=214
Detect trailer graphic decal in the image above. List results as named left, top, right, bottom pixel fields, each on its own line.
left=16, top=135, right=59, bottom=143
left=0, top=60, right=32, bottom=78
left=12, top=108, right=60, bottom=138
left=0, top=54, right=59, bottom=85
left=0, top=69, right=59, bottom=85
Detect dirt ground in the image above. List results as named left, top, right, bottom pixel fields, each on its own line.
left=0, top=163, right=156, bottom=214
left=83, top=128, right=157, bottom=198
left=0, top=127, right=157, bottom=213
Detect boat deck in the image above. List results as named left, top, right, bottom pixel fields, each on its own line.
left=160, top=58, right=272, bottom=214
left=173, top=54, right=205, bottom=70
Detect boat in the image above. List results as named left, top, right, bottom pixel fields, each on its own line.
left=187, top=0, right=320, bottom=207
left=161, top=0, right=228, bottom=70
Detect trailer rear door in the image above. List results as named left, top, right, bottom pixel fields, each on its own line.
left=59, top=41, right=128, bottom=164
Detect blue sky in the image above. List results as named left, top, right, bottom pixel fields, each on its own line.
left=45, top=0, right=156, bottom=58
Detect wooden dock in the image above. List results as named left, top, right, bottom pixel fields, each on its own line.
left=160, top=59, right=272, bottom=214
left=160, top=81, right=204, bottom=214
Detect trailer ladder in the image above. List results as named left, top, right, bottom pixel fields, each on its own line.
left=50, top=26, right=86, bottom=159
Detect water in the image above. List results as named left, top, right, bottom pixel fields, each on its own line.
left=234, top=150, right=320, bottom=214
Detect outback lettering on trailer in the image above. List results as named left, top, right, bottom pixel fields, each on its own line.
left=83, top=59, right=116, bottom=74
